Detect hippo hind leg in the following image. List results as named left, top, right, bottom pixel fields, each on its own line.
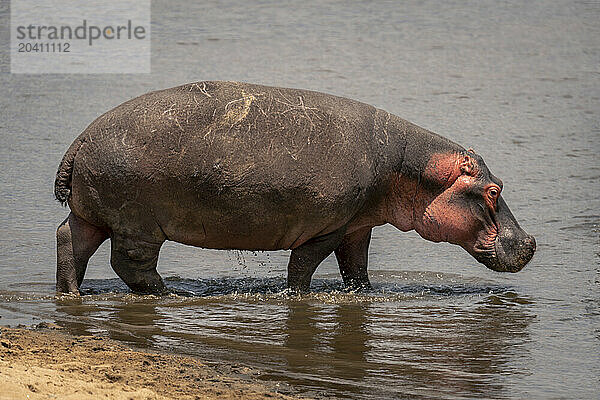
left=56, top=212, right=108, bottom=294
left=109, top=233, right=167, bottom=295
left=334, top=227, right=373, bottom=291
left=287, top=227, right=346, bottom=292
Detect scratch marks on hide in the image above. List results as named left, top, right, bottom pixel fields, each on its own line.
left=203, top=90, right=256, bottom=140
left=374, top=110, right=390, bottom=146
left=273, top=92, right=320, bottom=129
left=223, top=90, right=256, bottom=126
left=162, top=102, right=185, bottom=132
left=189, top=82, right=213, bottom=97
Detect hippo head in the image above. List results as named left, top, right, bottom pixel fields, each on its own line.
left=390, top=150, right=536, bottom=272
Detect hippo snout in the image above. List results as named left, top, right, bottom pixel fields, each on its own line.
left=489, top=233, right=536, bottom=273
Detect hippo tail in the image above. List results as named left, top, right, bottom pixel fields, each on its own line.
left=54, top=136, right=85, bottom=206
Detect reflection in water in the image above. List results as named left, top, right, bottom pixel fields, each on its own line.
left=53, top=297, right=99, bottom=337
left=284, top=302, right=371, bottom=397
left=47, top=278, right=534, bottom=399
left=54, top=294, right=167, bottom=348
left=105, top=301, right=166, bottom=346
left=375, top=292, right=534, bottom=399
left=330, top=304, right=370, bottom=381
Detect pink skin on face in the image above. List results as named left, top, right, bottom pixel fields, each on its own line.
left=386, top=151, right=500, bottom=255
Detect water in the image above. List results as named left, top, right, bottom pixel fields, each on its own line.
left=0, top=1, right=599, bottom=398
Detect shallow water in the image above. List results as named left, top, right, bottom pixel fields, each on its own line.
left=0, top=1, right=599, bottom=399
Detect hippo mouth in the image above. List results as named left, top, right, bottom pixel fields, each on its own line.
left=471, top=225, right=536, bottom=273
left=472, top=223, right=502, bottom=269
left=474, top=236, right=536, bottom=272
left=470, top=205, right=536, bottom=273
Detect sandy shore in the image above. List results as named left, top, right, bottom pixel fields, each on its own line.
left=0, top=325, right=303, bottom=400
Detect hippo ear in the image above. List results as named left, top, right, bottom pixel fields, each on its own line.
left=460, top=154, right=475, bottom=175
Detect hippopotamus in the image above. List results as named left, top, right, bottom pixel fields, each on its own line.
left=54, top=81, right=536, bottom=295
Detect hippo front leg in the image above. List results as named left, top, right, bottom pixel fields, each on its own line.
left=334, top=227, right=373, bottom=291
left=287, top=227, right=346, bottom=292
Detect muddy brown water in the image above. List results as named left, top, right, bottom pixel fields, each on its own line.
left=0, top=1, right=598, bottom=399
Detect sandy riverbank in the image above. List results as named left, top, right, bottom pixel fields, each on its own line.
left=0, top=325, right=303, bottom=400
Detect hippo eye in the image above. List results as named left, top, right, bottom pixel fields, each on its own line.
left=488, top=187, right=500, bottom=199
